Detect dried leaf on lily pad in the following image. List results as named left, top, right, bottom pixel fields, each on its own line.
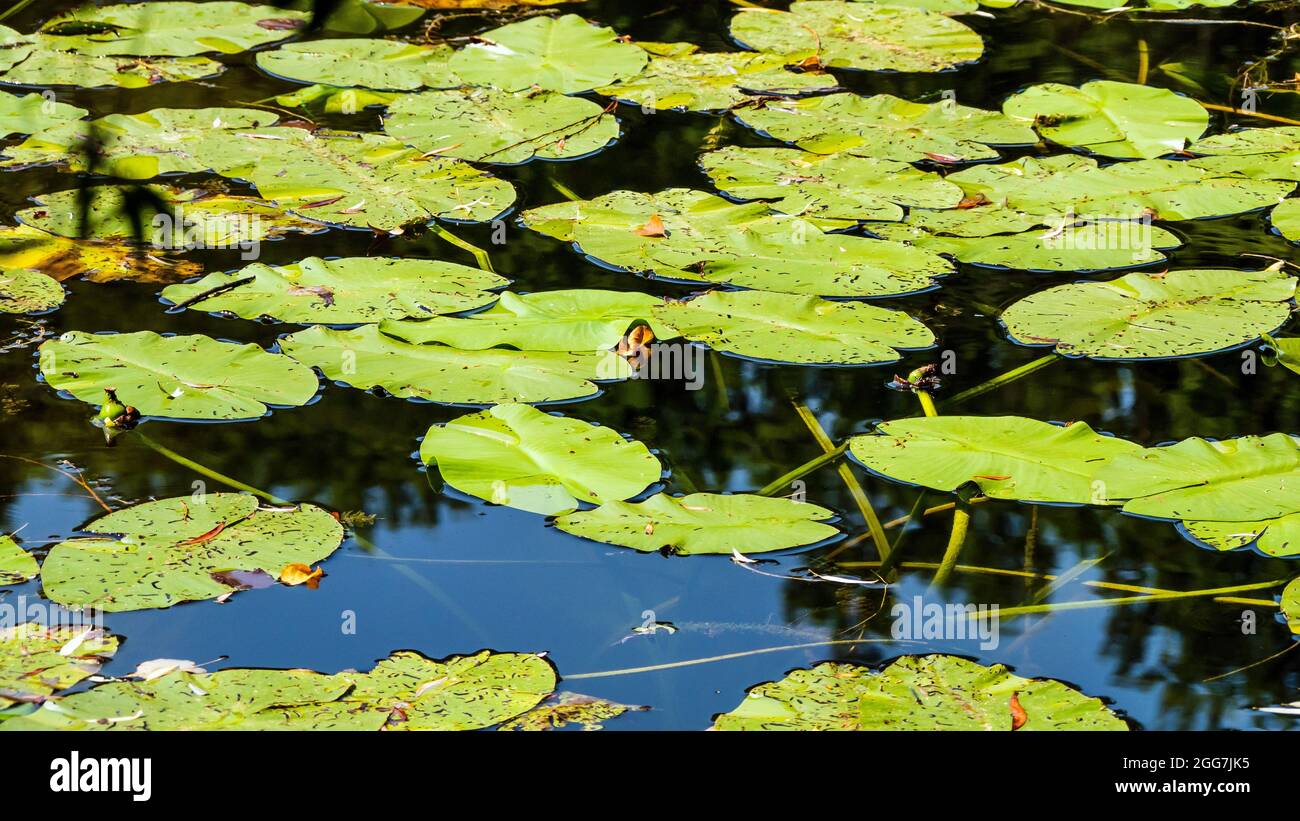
left=0, top=623, right=119, bottom=707
left=0, top=268, right=63, bottom=314
left=712, top=656, right=1128, bottom=730
left=39, top=493, right=344, bottom=612
left=0, top=534, right=38, bottom=584
left=0, top=225, right=201, bottom=285
left=498, top=692, right=646, bottom=731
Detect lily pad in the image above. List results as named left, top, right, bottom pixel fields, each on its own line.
left=276, top=84, right=401, bottom=114
left=0, top=623, right=118, bottom=708
left=653, top=290, right=935, bottom=365
left=36, top=2, right=308, bottom=56
left=731, top=93, right=1036, bottom=163
left=554, top=492, right=840, bottom=555
left=730, top=1, right=984, bottom=73
left=594, top=50, right=838, bottom=113
left=161, top=256, right=506, bottom=324
left=849, top=415, right=1142, bottom=504
left=40, top=493, right=344, bottom=612
left=1271, top=199, right=1300, bottom=241
left=1003, top=81, right=1207, bottom=159
left=420, top=403, right=662, bottom=515
left=256, top=38, right=458, bottom=90
left=449, top=13, right=647, bottom=94
left=0, top=534, right=38, bottom=584
left=0, top=90, right=85, bottom=136
left=384, top=87, right=618, bottom=164
left=701, top=146, right=963, bottom=223
left=280, top=324, right=628, bottom=405
left=521, top=189, right=953, bottom=297
left=0, top=268, right=63, bottom=314
left=0, top=225, right=201, bottom=284
left=713, top=656, right=1128, bottom=730
left=1000, top=268, right=1296, bottom=359
left=499, top=692, right=644, bottom=731
left=38, top=330, right=319, bottom=421
left=0, top=50, right=223, bottom=89
left=1284, top=578, right=1299, bottom=634
left=1182, top=515, right=1300, bottom=558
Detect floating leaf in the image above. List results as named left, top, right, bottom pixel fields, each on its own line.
left=595, top=50, right=837, bottom=113
left=0, top=50, right=222, bottom=89
left=278, top=562, right=323, bottom=587
left=40, top=494, right=344, bottom=611
left=713, top=656, right=1128, bottom=730
left=0, top=534, right=38, bottom=584
left=36, top=2, right=308, bottom=56
left=0, top=624, right=118, bottom=708
left=162, top=256, right=505, bottom=324
left=849, top=416, right=1142, bottom=504
left=256, top=38, right=457, bottom=90
left=374, top=0, right=579, bottom=6
left=1284, top=578, right=1299, bottom=634
left=38, top=330, right=319, bottom=421
left=449, top=13, right=646, bottom=94
left=1182, top=515, right=1300, bottom=558
left=420, top=403, right=661, bottom=515
left=0, top=90, right=85, bottom=136
left=499, top=692, right=644, bottom=731
left=1272, top=199, right=1300, bottom=241
left=554, top=492, right=839, bottom=555
left=0, top=268, right=63, bottom=314
left=384, top=86, right=618, bottom=164
left=0, top=225, right=201, bottom=284
left=1000, top=268, right=1295, bottom=359
left=730, top=1, right=984, bottom=73
left=1003, top=81, right=1208, bottom=159
left=275, top=84, right=401, bottom=114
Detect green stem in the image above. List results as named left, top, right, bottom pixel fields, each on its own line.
left=564, top=638, right=902, bottom=680
left=941, top=354, right=1061, bottom=410
left=756, top=442, right=847, bottom=497
left=976, top=580, right=1288, bottom=620
left=550, top=178, right=582, bottom=202
left=917, top=390, right=938, bottom=417
left=135, top=431, right=288, bottom=505
left=876, top=490, right=927, bottom=575
left=431, top=224, right=494, bottom=273
left=929, top=502, right=971, bottom=589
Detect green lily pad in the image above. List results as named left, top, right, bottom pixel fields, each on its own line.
left=0, top=50, right=223, bottom=89
left=1182, top=515, right=1300, bottom=558
left=381, top=289, right=670, bottom=351
left=713, top=656, right=1128, bottom=730
left=1092, top=433, right=1300, bottom=521
left=1003, top=81, right=1207, bottom=159
left=595, top=49, right=838, bottom=112
left=499, top=692, right=644, bottom=731
left=0, top=623, right=118, bottom=708
left=276, top=84, right=401, bottom=114
left=730, top=1, right=984, bottom=73
left=40, top=493, right=344, bottom=612
left=731, top=93, right=1036, bottom=163
left=1284, top=578, right=1299, bottom=634
left=161, top=256, right=506, bottom=324
left=1000, top=268, right=1296, bottom=360
left=420, top=403, right=662, bottom=515
left=1271, top=199, right=1300, bottom=241
left=196, top=127, right=516, bottom=229
left=849, top=415, right=1142, bottom=504
left=37, top=2, right=308, bottom=56
left=449, top=13, right=647, bottom=94
left=280, top=324, right=628, bottom=405
left=257, top=38, right=457, bottom=90
left=384, top=87, right=618, bottom=164
left=701, top=146, right=963, bottom=223
left=554, top=492, right=839, bottom=555
left=653, top=290, right=934, bottom=365
left=38, top=330, right=319, bottom=421
left=0, top=90, right=85, bottom=136
left=0, top=534, right=38, bottom=584
left=521, top=189, right=953, bottom=297
left=0, top=268, right=63, bottom=314
left=0, top=225, right=201, bottom=285
left=1264, top=334, right=1300, bottom=375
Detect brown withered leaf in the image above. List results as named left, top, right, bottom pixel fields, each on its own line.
left=1010, top=692, right=1027, bottom=730
left=633, top=214, right=667, bottom=238
left=279, top=562, right=324, bottom=589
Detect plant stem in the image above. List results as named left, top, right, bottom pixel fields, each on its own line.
left=550, top=178, right=582, bottom=202
left=564, top=638, right=902, bottom=680
left=431, top=224, right=495, bottom=273
left=756, top=442, right=847, bottom=497
left=929, top=502, right=971, bottom=589
left=974, top=580, right=1288, bottom=620
left=940, top=353, right=1061, bottom=409
left=135, top=431, right=288, bottom=505
left=875, top=491, right=927, bottom=574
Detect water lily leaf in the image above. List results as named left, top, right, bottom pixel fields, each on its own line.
left=554, top=492, right=839, bottom=555
left=594, top=49, right=838, bottom=113
left=731, top=93, right=1036, bottom=163
left=0, top=225, right=201, bottom=284
left=0, top=50, right=223, bottom=89
left=521, top=189, right=953, bottom=297
left=0, top=90, right=85, bottom=136
left=653, top=290, right=934, bottom=365
left=256, top=38, right=458, bottom=90
left=0, top=534, right=38, bottom=584
left=420, top=403, right=661, bottom=515
left=730, top=0, right=984, bottom=73
left=375, top=0, right=578, bottom=6
left=449, top=13, right=647, bottom=94
left=1182, top=515, right=1300, bottom=558
left=40, top=493, right=344, bottom=612
left=162, top=256, right=506, bottom=324
left=0, top=624, right=118, bottom=708
left=1264, top=334, right=1300, bottom=376
left=1092, top=433, right=1300, bottom=521
left=499, top=691, right=644, bottom=731
left=275, top=84, right=401, bottom=114
left=37, top=2, right=308, bottom=56
left=1003, top=81, right=1207, bottom=159
left=280, top=324, right=628, bottom=404
left=1284, top=578, right=1299, bottom=634
left=701, top=146, right=963, bottom=223
left=38, top=330, right=319, bottom=421
left=381, top=289, right=670, bottom=351
left=384, top=86, right=618, bottom=164
left=1001, top=268, right=1296, bottom=359
left=849, top=416, right=1142, bottom=504
left=713, top=656, right=1128, bottom=730
left=196, top=127, right=516, bottom=229
left=1271, top=199, right=1300, bottom=241
left=0, top=268, right=63, bottom=314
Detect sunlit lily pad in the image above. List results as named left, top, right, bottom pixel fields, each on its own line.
left=1284, top=578, right=1299, bottom=634
left=420, top=403, right=661, bottom=515
left=384, top=87, right=618, bottom=164
left=0, top=50, right=223, bottom=89
left=595, top=49, right=838, bottom=113
left=730, top=1, right=984, bottom=73
left=1271, top=199, right=1300, bottom=241
left=40, top=493, right=344, bottom=612
left=0, top=268, right=63, bottom=314
left=280, top=324, right=628, bottom=404
left=450, top=13, right=647, bottom=94
left=374, top=0, right=579, bottom=6
left=257, top=38, right=457, bottom=90
left=1003, top=81, right=1207, bottom=159
left=713, top=656, right=1128, bottom=730
left=0, top=623, right=118, bottom=707
left=36, top=2, right=308, bottom=56
left=498, top=691, right=643, bottom=731
left=554, top=492, right=839, bottom=555
left=0, top=225, right=201, bottom=284
left=653, top=290, right=934, bottom=365
left=0, top=534, right=38, bottom=584
left=276, top=84, right=401, bottom=114
left=0, top=90, right=85, bottom=136
left=162, top=256, right=506, bottom=324
left=1000, top=268, right=1296, bottom=359
left=849, top=415, right=1142, bottom=504
left=732, top=93, right=1036, bottom=163
left=38, top=330, right=319, bottom=421
left=1182, top=515, right=1300, bottom=558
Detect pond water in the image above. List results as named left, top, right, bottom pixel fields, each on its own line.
left=2, top=0, right=1298, bottom=730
